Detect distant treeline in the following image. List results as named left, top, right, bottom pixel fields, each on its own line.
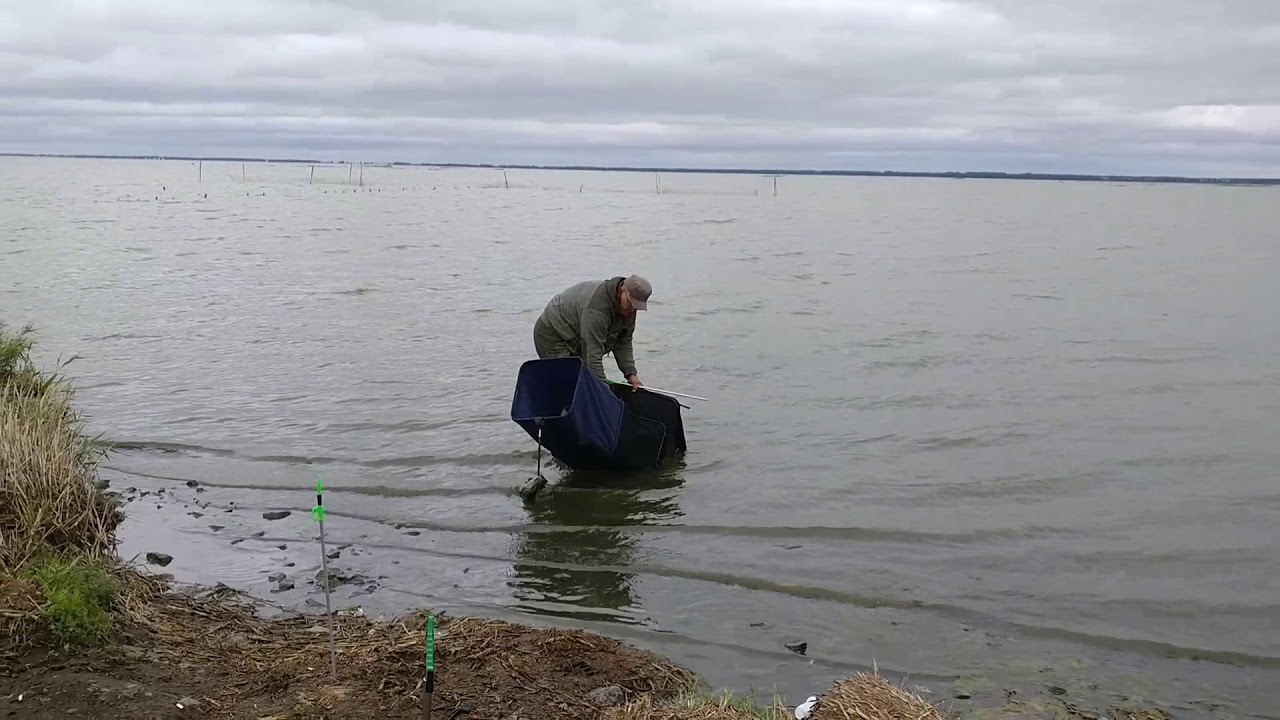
left=4, top=152, right=1278, bottom=186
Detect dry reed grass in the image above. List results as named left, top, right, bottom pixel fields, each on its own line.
left=810, top=673, right=946, bottom=720
left=606, top=671, right=948, bottom=720
left=0, top=323, right=118, bottom=578
left=606, top=690, right=786, bottom=719
left=1, top=323, right=124, bottom=653
left=0, top=576, right=42, bottom=621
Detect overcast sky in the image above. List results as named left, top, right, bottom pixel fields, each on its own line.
left=2, top=0, right=1279, bottom=176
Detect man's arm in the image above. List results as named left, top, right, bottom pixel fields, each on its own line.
left=613, top=324, right=637, bottom=380
left=578, top=309, right=611, bottom=382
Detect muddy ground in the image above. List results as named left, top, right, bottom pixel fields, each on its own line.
left=1, top=583, right=694, bottom=719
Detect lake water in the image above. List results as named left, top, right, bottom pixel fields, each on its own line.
left=3, top=156, right=1278, bottom=718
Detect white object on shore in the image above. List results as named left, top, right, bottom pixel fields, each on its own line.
left=795, top=695, right=819, bottom=719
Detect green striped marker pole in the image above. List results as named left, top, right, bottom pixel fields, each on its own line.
left=422, top=614, right=435, bottom=718
left=312, top=474, right=337, bottom=679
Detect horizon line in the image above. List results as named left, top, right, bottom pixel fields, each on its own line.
left=3, top=151, right=1279, bottom=186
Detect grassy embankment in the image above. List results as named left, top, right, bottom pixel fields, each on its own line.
left=0, top=321, right=1170, bottom=719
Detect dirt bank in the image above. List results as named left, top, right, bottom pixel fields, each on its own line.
left=0, top=589, right=1175, bottom=720
left=2, top=570, right=696, bottom=719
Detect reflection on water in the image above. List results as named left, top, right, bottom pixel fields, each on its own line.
left=510, top=463, right=686, bottom=624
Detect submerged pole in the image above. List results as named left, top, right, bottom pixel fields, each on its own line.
left=518, top=425, right=548, bottom=502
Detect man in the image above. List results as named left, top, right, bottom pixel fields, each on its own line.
left=533, top=274, right=651, bottom=390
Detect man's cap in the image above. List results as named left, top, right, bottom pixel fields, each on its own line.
left=623, top=274, right=652, bottom=311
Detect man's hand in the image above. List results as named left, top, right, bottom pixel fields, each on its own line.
left=626, top=374, right=643, bottom=392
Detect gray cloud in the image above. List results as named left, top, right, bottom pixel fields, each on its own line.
left=2, top=0, right=1278, bottom=175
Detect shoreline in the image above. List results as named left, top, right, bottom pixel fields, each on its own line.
left=1, top=323, right=1180, bottom=719
left=4, top=152, right=1279, bottom=186
left=4, top=488, right=1180, bottom=720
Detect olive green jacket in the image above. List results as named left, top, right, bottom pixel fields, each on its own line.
left=534, top=276, right=637, bottom=382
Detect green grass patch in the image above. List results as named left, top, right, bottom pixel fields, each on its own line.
left=23, top=554, right=121, bottom=649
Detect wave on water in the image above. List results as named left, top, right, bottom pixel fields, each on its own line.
left=687, top=300, right=767, bottom=317
left=321, top=415, right=506, bottom=434
left=1069, top=353, right=1216, bottom=365
left=863, top=353, right=968, bottom=371
left=105, top=466, right=511, bottom=499
left=106, top=439, right=530, bottom=470
left=88, top=330, right=167, bottom=340
left=912, top=426, right=1039, bottom=451
left=926, top=472, right=1098, bottom=502
left=108, top=440, right=238, bottom=457
left=856, top=329, right=942, bottom=348
left=362, top=451, right=526, bottom=468
left=810, top=393, right=988, bottom=411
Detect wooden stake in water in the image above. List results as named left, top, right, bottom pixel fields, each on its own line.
left=421, top=615, right=435, bottom=719
left=312, top=475, right=337, bottom=679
